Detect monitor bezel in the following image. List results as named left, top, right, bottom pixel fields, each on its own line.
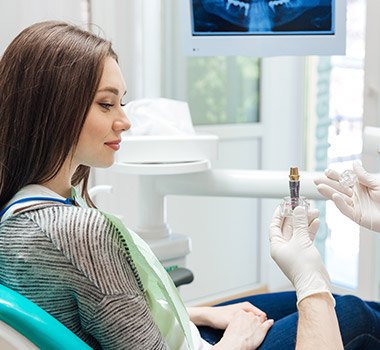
left=181, top=0, right=346, bottom=57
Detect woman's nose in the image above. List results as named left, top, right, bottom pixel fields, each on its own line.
left=115, top=109, right=131, bottom=132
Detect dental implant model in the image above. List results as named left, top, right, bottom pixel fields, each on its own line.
left=289, top=167, right=300, bottom=208
left=281, top=166, right=309, bottom=216
left=339, top=169, right=357, bottom=188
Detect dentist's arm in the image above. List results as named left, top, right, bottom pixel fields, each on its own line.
left=297, top=293, right=342, bottom=350
left=269, top=206, right=343, bottom=350
left=314, top=160, right=380, bottom=232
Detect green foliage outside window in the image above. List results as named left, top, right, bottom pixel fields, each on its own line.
left=187, top=57, right=260, bottom=125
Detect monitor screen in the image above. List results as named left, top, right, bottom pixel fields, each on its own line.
left=181, top=0, right=346, bottom=56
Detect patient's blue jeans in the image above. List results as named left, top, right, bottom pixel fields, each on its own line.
left=198, top=292, right=380, bottom=349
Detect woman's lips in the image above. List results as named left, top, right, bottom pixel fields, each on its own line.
left=105, top=141, right=121, bottom=151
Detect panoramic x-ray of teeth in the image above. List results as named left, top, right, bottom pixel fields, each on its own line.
left=193, top=0, right=333, bottom=33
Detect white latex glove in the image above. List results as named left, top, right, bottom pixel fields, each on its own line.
left=269, top=206, right=334, bottom=305
left=282, top=208, right=320, bottom=242
left=314, top=160, right=380, bottom=232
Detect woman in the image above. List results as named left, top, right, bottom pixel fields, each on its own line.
left=0, top=20, right=272, bottom=350
left=0, top=21, right=379, bottom=350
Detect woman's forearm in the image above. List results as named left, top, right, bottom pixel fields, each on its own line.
left=187, top=306, right=213, bottom=326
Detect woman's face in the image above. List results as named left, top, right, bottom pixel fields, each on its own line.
left=73, top=57, right=130, bottom=168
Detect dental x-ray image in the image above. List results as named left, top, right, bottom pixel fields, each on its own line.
left=192, top=0, right=333, bottom=34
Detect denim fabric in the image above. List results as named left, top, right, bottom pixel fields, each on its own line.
left=198, top=291, right=380, bottom=349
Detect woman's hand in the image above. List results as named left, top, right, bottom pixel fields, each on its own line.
left=213, top=310, right=273, bottom=350
left=188, top=302, right=266, bottom=330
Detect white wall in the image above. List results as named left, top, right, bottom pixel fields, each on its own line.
left=0, top=0, right=84, bottom=55
left=91, top=0, right=162, bottom=101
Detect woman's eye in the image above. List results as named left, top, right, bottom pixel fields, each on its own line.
left=99, top=103, right=114, bottom=110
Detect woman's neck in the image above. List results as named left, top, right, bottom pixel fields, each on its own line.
left=41, top=159, right=77, bottom=198
left=41, top=180, right=72, bottom=198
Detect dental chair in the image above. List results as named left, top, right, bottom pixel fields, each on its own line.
left=0, top=269, right=192, bottom=350
left=168, top=267, right=194, bottom=287
left=0, top=284, right=91, bottom=350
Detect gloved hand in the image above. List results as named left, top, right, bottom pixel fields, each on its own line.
left=269, top=206, right=334, bottom=305
left=314, top=160, right=380, bottom=232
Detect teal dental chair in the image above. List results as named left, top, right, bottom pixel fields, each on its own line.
left=0, top=269, right=193, bottom=350
left=0, top=284, right=91, bottom=350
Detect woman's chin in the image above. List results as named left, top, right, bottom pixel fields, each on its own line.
left=89, top=158, right=116, bottom=169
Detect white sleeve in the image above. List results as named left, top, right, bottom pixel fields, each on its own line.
left=179, top=321, right=212, bottom=350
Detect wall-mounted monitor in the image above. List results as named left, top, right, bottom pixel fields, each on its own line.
left=181, top=0, right=346, bottom=56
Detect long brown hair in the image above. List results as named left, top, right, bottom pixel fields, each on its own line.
left=0, top=21, right=117, bottom=208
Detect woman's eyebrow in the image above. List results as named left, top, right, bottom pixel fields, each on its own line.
left=97, top=86, right=127, bottom=96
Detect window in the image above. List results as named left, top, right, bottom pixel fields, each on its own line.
left=186, top=57, right=260, bottom=125
left=308, top=0, right=366, bottom=289
left=163, top=1, right=260, bottom=126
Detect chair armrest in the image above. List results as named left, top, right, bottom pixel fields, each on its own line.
left=168, top=267, right=194, bottom=287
